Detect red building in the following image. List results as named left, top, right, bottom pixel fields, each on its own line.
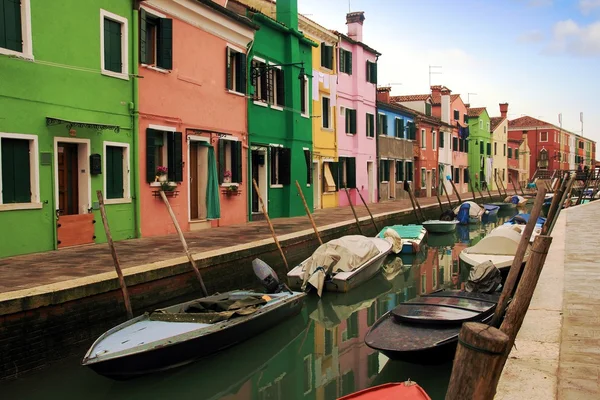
left=507, top=135, right=521, bottom=190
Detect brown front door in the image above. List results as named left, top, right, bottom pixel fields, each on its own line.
left=58, top=143, right=79, bottom=215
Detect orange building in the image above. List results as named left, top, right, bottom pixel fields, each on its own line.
left=137, top=1, right=257, bottom=236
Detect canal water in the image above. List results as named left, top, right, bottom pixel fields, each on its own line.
left=3, top=205, right=532, bottom=400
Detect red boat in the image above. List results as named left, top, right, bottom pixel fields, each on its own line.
left=338, top=381, right=431, bottom=400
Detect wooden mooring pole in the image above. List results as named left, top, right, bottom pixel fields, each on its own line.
left=295, top=180, right=322, bottom=245
left=97, top=190, right=133, bottom=320
left=252, top=179, right=290, bottom=272
left=576, top=169, right=593, bottom=205
left=475, top=181, right=486, bottom=201
left=160, top=190, right=209, bottom=296
left=448, top=178, right=462, bottom=204
left=516, top=176, right=526, bottom=196
left=468, top=181, right=477, bottom=203
left=485, top=181, right=494, bottom=201
left=435, top=190, right=445, bottom=213
left=508, top=176, right=519, bottom=196
left=404, top=181, right=423, bottom=223
left=356, top=189, right=379, bottom=233
left=545, top=174, right=576, bottom=235
left=344, top=187, right=364, bottom=235
left=441, top=179, right=454, bottom=209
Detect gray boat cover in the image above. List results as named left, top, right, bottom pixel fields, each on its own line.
left=465, top=260, right=502, bottom=294
left=150, top=293, right=268, bottom=324
left=301, top=235, right=380, bottom=295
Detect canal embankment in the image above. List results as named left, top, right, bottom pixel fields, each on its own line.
left=0, top=193, right=504, bottom=380
left=496, top=199, right=600, bottom=399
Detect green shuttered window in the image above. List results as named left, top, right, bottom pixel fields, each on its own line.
left=395, top=118, right=404, bottom=138
left=406, top=161, right=414, bottom=181
left=218, top=140, right=243, bottom=184
left=270, top=147, right=291, bottom=186
left=104, top=18, right=123, bottom=73
left=345, top=109, right=356, bottom=134
left=366, top=61, right=377, bottom=84
left=366, top=113, right=375, bottom=137
left=146, top=129, right=183, bottom=183
left=337, top=157, right=356, bottom=189
left=340, top=49, right=352, bottom=74
left=321, top=43, right=333, bottom=69
left=0, top=0, right=23, bottom=52
left=106, top=146, right=124, bottom=199
left=439, top=131, right=444, bottom=148
left=396, top=160, right=404, bottom=182
left=140, top=9, right=173, bottom=70
left=379, top=160, right=390, bottom=182
left=226, top=47, right=247, bottom=94
left=1, top=137, right=31, bottom=203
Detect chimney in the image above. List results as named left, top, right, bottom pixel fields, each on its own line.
left=441, top=92, right=451, bottom=124
left=277, top=0, right=298, bottom=30
left=346, top=12, right=365, bottom=42
left=376, top=86, right=391, bottom=103
left=499, top=103, right=508, bottom=118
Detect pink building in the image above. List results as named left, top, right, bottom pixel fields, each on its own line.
left=138, top=1, right=256, bottom=236
left=335, top=12, right=381, bottom=206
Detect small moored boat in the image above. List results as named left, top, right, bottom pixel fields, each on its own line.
left=453, top=201, right=484, bottom=224
left=504, top=195, right=527, bottom=207
left=376, top=224, right=427, bottom=254
left=287, top=235, right=392, bottom=296
left=482, top=204, right=500, bottom=216
left=503, top=213, right=546, bottom=229
left=422, top=220, right=458, bottom=234
left=338, top=381, right=431, bottom=400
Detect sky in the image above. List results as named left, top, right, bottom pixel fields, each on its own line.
left=296, top=0, right=600, bottom=143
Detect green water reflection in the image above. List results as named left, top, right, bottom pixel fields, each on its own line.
left=3, top=206, right=528, bottom=400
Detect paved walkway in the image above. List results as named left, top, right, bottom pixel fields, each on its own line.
left=0, top=193, right=476, bottom=295
left=496, top=199, right=600, bottom=399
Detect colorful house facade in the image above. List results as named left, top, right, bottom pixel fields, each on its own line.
left=489, top=103, right=509, bottom=191
left=375, top=88, right=416, bottom=201
left=467, top=107, right=493, bottom=190
left=228, top=0, right=315, bottom=219
left=0, top=0, right=136, bottom=257
left=507, top=135, right=521, bottom=191
left=138, top=0, right=257, bottom=236
left=335, top=12, right=380, bottom=206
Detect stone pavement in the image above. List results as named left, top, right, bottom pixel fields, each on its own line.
left=0, top=193, right=472, bottom=295
left=496, top=199, right=600, bottom=399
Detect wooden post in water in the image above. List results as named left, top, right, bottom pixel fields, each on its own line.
left=344, top=187, right=364, bottom=235
left=485, top=181, right=494, bottom=201
left=516, top=176, right=526, bottom=196
left=295, top=180, right=322, bottom=245
left=468, top=181, right=477, bottom=203
left=498, top=171, right=509, bottom=197
left=404, top=181, right=422, bottom=223
left=160, top=190, right=209, bottom=296
left=542, top=173, right=569, bottom=235
left=508, top=176, right=519, bottom=196
left=413, top=192, right=426, bottom=222
left=97, top=190, right=133, bottom=320
left=448, top=178, right=462, bottom=204
left=545, top=174, right=576, bottom=235
left=494, top=171, right=503, bottom=198
left=356, top=189, right=379, bottom=233
left=252, top=179, right=290, bottom=272
left=445, top=322, right=509, bottom=400
left=435, top=190, right=445, bottom=213
left=490, top=186, right=546, bottom=326
left=441, top=179, right=454, bottom=209
left=576, top=170, right=593, bottom=205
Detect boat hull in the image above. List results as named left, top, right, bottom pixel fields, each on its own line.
left=325, top=248, right=389, bottom=293
left=422, top=221, right=457, bottom=234
left=83, top=293, right=305, bottom=380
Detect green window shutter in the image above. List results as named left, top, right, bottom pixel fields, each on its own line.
left=347, top=51, right=353, bottom=75
left=425, top=103, right=432, bottom=116
left=1, top=138, right=30, bottom=203
left=408, top=122, right=416, bottom=140
left=439, top=131, right=444, bottom=148
left=226, top=47, right=233, bottom=90
left=383, top=115, right=388, bottom=136
left=339, top=49, right=346, bottom=73
left=140, top=8, right=148, bottom=64
left=218, top=140, right=225, bottom=184
left=399, top=119, right=405, bottom=138
left=104, top=18, right=122, bottom=73
left=1, top=0, right=23, bottom=52
left=235, top=141, right=243, bottom=183
left=373, top=62, right=377, bottom=83
left=366, top=61, right=370, bottom=82
left=320, top=43, right=325, bottom=67
left=347, top=157, right=356, bottom=188
left=157, top=18, right=173, bottom=70
left=236, top=52, right=247, bottom=94
left=280, top=147, right=291, bottom=185
left=173, top=132, right=183, bottom=182
left=304, top=149, right=311, bottom=185
left=480, top=141, right=484, bottom=154
left=453, top=137, right=458, bottom=151
left=106, top=146, right=124, bottom=199
left=515, top=149, right=519, bottom=159
left=330, top=161, right=339, bottom=191
left=276, top=68, right=284, bottom=107
left=146, top=128, right=157, bottom=182
left=369, top=113, right=375, bottom=136
left=351, top=110, right=357, bottom=134
left=408, top=162, right=414, bottom=181
left=399, top=160, right=404, bottom=181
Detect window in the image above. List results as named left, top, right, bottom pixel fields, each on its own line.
left=421, top=129, right=426, bottom=149
left=407, top=122, right=416, bottom=140
left=366, top=113, right=375, bottom=137
left=395, top=160, right=404, bottom=182
left=304, top=149, right=311, bottom=185
left=271, top=66, right=285, bottom=108
left=0, top=0, right=32, bottom=58
left=339, top=48, right=352, bottom=74
left=225, top=47, right=247, bottom=94
left=367, top=352, right=378, bottom=378
left=406, top=161, right=414, bottom=181
left=465, top=138, right=469, bottom=152
left=379, top=159, right=390, bottom=182
left=140, top=8, right=173, bottom=70
left=345, top=109, right=357, bottom=134
left=486, top=143, right=491, bottom=156
left=515, top=149, right=519, bottom=159
left=453, top=137, right=459, bottom=152
left=479, top=141, right=484, bottom=154
left=378, top=114, right=387, bottom=136
left=479, top=120, right=483, bottom=129
left=425, top=103, right=432, bottom=116
left=494, top=142, right=497, bottom=155
left=251, top=58, right=267, bottom=103
left=101, top=10, right=129, bottom=79
left=321, top=96, right=331, bottom=129
left=0, top=134, right=39, bottom=207
left=105, top=143, right=130, bottom=201
left=394, top=118, right=404, bottom=138
left=432, top=131, right=437, bottom=150
left=503, top=144, right=506, bottom=156
left=270, top=147, right=291, bottom=186
left=420, top=168, right=426, bottom=189
left=366, top=60, right=377, bottom=83
left=320, top=43, right=333, bottom=69
left=453, top=110, right=459, bottom=121
left=458, top=138, right=464, bottom=152
left=508, top=147, right=513, bottom=159
left=464, top=168, right=469, bottom=183
left=218, top=139, right=243, bottom=184
left=323, top=162, right=336, bottom=192
left=464, top=114, right=468, bottom=123
left=439, top=131, right=444, bottom=148
left=432, top=168, right=436, bottom=189
left=487, top=122, right=490, bottom=131
left=502, top=169, right=505, bottom=180
left=454, top=167, right=460, bottom=183
left=540, top=131, right=548, bottom=142
left=337, top=157, right=356, bottom=189
left=300, top=76, right=308, bottom=116
left=146, top=128, right=183, bottom=183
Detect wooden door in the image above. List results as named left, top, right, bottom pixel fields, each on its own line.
left=190, top=141, right=199, bottom=220
left=58, top=143, right=79, bottom=215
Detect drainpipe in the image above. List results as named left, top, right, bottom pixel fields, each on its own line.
left=375, top=54, right=380, bottom=203
left=132, top=2, right=142, bottom=238
left=246, top=39, right=254, bottom=221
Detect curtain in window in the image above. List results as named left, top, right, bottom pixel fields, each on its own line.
left=200, top=142, right=221, bottom=220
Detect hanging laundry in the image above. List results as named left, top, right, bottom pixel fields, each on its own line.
left=329, top=75, right=337, bottom=106
left=312, top=69, right=319, bottom=101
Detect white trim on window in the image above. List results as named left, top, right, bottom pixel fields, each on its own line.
left=540, top=131, right=548, bottom=142
left=421, top=129, right=426, bottom=149
left=149, top=124, right=177, bottom=132
left=0, top=0, right=33, bottom=60
left=301, top=75, right=309, bottom=118
left=432, top=131, right=437, bottom=150
left=420, top=167, right=427, bottom=189
left=103, top=141, right=131, bottom=205
left=0, top=132, right=41, bottom=211
left=100, top=9, right=129, bottom=80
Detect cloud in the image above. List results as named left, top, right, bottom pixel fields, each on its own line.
left=579, top=0, right=600, bottom=15
left=545, top=19, right=600, bottom=56
left=528, top=0, right=553, bottom=7
left=518, top=30, right=545, bottom=43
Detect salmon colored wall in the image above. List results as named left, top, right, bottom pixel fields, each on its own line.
left=139, top=8, right=249, bottom=237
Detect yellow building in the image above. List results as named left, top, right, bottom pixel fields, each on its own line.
left=490, top=116, right=508, bottom=191
left=300, top=19, right=339, bottom=209
left=519, top=133, right=530, bottom=186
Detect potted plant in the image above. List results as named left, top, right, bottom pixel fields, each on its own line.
left=223, top=170, right=232, bottom=183
left=226, top=185, right=239, bottom=196
left=160, top=181, right=176, bottom=192
left=156, top=166, right=168, bottom=182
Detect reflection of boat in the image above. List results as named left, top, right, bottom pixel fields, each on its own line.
left=422, top=220, right=458, bottom=234
left=338, top=381, right=431, bottom=400
left=426, top=232, right=456, bottom=248
left=376, top=225, right=427, bottom=254
left=82, top=290, right=306, bottom=380
left=364, top=290, right=500, bottom=364
left=287, top=236, right=393, bottom=295
left=483, top=204, right=500, bottom=216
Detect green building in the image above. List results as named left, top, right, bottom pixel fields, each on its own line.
left=467, top=107, right=493, bottom=189
left=228, top=0, right=315, bottom=219
left=0, top=0, right=138, bottom=257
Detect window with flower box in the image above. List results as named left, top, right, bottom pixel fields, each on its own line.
left=218, top=139, right=242, bottom=184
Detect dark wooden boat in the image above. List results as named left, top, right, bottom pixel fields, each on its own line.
left=364, top=290, right=500, bottom=364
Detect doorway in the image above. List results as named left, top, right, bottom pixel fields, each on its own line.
left=367, top=160, right=375, bottom=203
left=189, top=140, right=209, bottom=221
left=313, top=160, right=320, bottom=209
left=54, top=138, right=93, bottom=249
left=251, top=147, right=268, bottom=216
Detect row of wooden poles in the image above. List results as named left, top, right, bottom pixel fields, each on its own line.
left=445, top=171, right=577, bottom=400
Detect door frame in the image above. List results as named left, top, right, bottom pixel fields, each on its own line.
left=187, top=134, right=210, bottom=222
left=251, top=146, right=268, bottom=214
left=367, top=160, right=375, bottom=203
left=53, top=137, right=91, bottom=214
left=313, top=159, right=320, bottom=209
